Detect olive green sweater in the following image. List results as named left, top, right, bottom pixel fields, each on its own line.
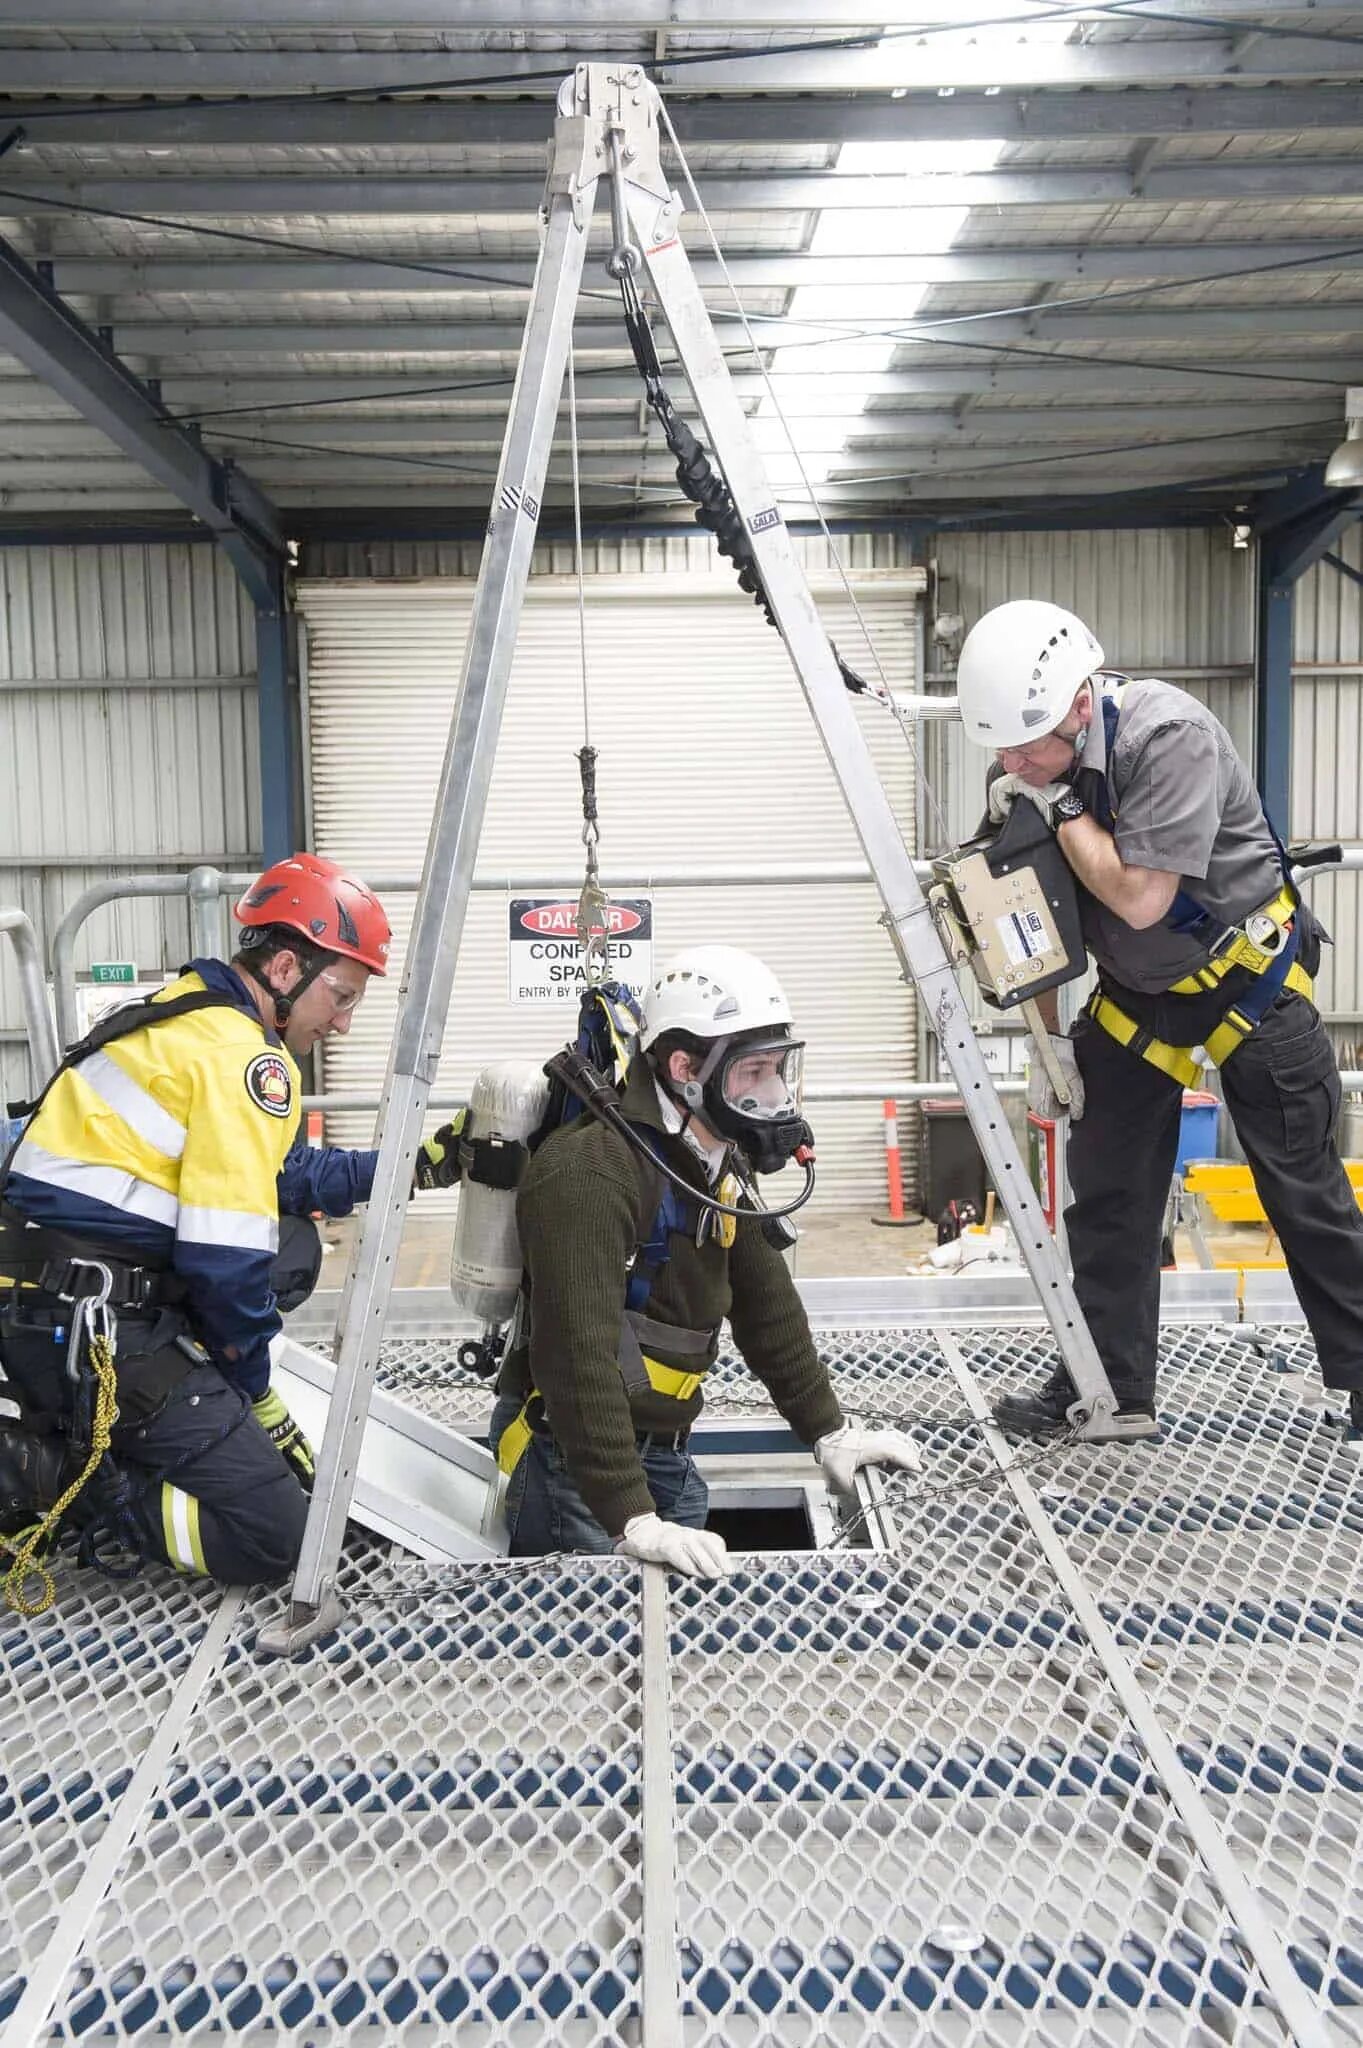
left=500, top=1056, right=843, bottom=1535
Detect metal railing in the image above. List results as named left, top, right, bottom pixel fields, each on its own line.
left=39, top=853, right=1363, bottom=1122
left=0, top=906, right=61, bottom=1090
left=47, top=862, right=933, bottom=1105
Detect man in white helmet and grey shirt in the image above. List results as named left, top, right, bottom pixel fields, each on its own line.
left=955, top=598, right=1362, bottom=1438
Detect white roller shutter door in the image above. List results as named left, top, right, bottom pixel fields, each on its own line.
left=299, top=569, right=923, bottom=1211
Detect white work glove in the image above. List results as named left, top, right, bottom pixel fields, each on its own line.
left=617, top=1512, right=733, bottom=1579
left=814, top=1423, right=923, bottom=1496
left=1026, top=1031, right=1085, bottom=1122
left=988, top=773, right=1076, bottom=833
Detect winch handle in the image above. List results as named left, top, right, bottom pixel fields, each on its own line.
left=1020, top=998, right=1072, bottom=1111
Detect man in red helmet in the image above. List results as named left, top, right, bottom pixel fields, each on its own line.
left=0, top=853, right=461, bottom=1590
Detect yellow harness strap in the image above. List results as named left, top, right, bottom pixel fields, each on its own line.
left=496, top=1354, right=707, bottom=1478
left=1165, top=884, right=1299, bottom=995
left=1089, top=956, right=1314, bottom=1091
left=495, top=1396, right=539, bottom=1477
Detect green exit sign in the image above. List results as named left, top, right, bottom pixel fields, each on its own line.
left=90, top=961, right=137, bottom=985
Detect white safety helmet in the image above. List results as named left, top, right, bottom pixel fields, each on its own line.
left=955, top=599, right=1104, bottom=750
left=641, top=945, right=793, bottom=1050
left=642, top=946, right=811, bottom=1172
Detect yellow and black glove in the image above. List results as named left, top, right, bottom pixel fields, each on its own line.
left=412, top=1111, right=467, bottom=1192
left=252, top=1387, right=316, bottom=1489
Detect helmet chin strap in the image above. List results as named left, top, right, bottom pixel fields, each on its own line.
left=240, top=946, right=328, bottom=1037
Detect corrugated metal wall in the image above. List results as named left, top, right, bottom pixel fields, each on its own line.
left=0, top=544, right=260, bottom=1106
left=5, top=520, right=1360, bottom=1128
left=300, top=531, right=913, bottom=583
left=1290, top=520, right=1363, bottom=1059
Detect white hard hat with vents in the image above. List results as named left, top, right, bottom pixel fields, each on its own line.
left=956, top=599, right=1104, bottom=750
left=640, top=945, right=793, bottom=1050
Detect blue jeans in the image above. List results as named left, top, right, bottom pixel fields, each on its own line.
left=489, top=1392, right=709, bottom=1556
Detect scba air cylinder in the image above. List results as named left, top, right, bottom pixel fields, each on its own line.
left=448, top=1060, right=550, bottom=1328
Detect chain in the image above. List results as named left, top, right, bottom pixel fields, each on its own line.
left=708, top=1380, right=1085, bottom=1527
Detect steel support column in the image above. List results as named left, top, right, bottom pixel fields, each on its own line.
left=1253, top=468, right=1363, bottom=833
left=254, top=561, right=301, bottom=863
left=1255, top=567, right=1295, bottom=835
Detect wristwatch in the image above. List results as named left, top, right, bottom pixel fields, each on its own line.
left=1052, top=787, right=1087, bottom=825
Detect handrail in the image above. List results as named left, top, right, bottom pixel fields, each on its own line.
left=43, top=846, right=1363, bottom=1088
left=48, top=859, right=934, bottom=1054
left=0, top=907, right=60, bottom=1088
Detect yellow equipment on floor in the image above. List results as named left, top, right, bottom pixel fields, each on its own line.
left=1182, top=1159, right=1363, bottom=1267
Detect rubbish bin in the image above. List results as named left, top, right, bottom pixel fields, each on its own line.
left=1174, top=1090, right=1219, bottom=1177
left=920, top=1098, right=987, bottom=1220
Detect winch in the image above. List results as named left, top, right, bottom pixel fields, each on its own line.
left=928, top=796, right=1087, bottom=1011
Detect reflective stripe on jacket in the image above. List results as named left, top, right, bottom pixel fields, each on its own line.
left=7, top=959, right=301, bottom=1395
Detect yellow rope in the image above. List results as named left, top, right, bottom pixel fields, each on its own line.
left=0, top=1331, right=120, bottom=1617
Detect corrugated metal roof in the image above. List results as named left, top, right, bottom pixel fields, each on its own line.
left=1, top=15, right=1360, bottom=517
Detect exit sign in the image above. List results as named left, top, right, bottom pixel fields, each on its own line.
left=90, top=961, right=136, bottom=985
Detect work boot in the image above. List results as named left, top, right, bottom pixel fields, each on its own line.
left=1347, top=1390, right=1363, bottom=1438
left=0, top=1422, right=74, bottom=1535
left=993, top=1374, right=1159, bottom=1443
left=993, top=1371, right=1076, bottom=1438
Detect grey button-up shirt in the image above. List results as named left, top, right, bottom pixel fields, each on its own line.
left=1074, top=676, right=1283, bottom=994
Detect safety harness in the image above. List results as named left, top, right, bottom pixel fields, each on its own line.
left=493, top=1154, right=742, bottom=1479
left=0, top=984, right=247, bottom=1608
left=1084, top=686, right=1313, bottom=1089
left=1, top=984, right=243, bottom=1298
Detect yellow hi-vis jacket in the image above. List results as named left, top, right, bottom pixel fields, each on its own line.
left=6, top=960, right=301, bottom=1397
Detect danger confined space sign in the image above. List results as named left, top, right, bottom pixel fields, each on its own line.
left=507, top=896, right=654, bottom=1007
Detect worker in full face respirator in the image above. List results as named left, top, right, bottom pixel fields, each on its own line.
left=483, top=944, right=922, bottom=1578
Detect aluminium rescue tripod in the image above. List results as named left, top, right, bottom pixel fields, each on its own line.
left=260, top=63, right=1123, bottom=1656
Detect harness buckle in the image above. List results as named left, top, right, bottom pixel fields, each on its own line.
left=1244, top=909, right=1290, bottom=957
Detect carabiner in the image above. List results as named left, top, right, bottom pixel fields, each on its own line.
left=64, top=1259, right=118, bottom=1369
left=64, top=1257, right=113, bottom=1311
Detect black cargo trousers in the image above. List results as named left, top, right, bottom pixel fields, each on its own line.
left=1065, top=985, right=1363, bottom=1408
left=0, top=1213, right=322, bottom=1585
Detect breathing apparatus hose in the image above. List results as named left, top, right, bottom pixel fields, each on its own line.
left=543, top=1046, right=816, bottom=1224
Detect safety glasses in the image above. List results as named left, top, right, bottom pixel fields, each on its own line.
left=317, top=971, right=366, bottom=1014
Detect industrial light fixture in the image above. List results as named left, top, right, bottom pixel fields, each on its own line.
left=1325, top=386, right=1363, bottom=489
left=1231, top=523, right=1252, bottom=550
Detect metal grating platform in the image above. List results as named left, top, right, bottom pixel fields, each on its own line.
left=1, top=1319, right=1360, bottom=2046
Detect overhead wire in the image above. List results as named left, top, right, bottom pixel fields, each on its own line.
left=180, top=411, right=1329, bottom=500
left=1, top=180, right=1359, bottom=440
left=5, top=175, right=1363, bottom=350
left=764, top=415, right=1344, bottom=496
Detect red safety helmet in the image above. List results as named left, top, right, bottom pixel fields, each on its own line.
left=234, top=853, right=391, bottom=975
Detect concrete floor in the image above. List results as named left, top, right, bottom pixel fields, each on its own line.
left=322, top=1204, right=1267, bottom=1292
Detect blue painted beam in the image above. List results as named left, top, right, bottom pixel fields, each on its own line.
left=1325, top=548, right=1363, bottom=593
left=1252, top=469, right=1363, bottom=824
left=0, top=231, right=284, bottom=606
left=0, top=229, right=299, bottom=859
left=255, top=559, right=300, bottom=863
left=1256, top=568, right=1295, bottom=836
